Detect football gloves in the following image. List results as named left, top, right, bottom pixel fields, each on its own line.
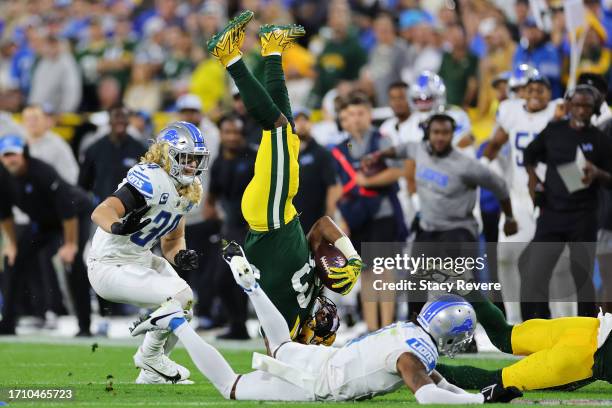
left=111, top=205, right=151, bottom=235
left=480, top=383, right=522, bottom=403
left=174, top=249, right=199, bottom=270
left=328, top=257, right=364, bottom=295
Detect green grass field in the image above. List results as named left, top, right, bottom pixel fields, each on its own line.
left=1, top=341, right=612, bottom=407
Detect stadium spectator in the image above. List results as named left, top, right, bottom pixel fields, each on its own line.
left=399, top=10, right=442, bottom=85
left=292, top=108, right=341, bottom=234
left=0, top=39, right=21, bottom=112
left=22, top=105, right=78, bottom=185
left=176, top=93, right=220, bottom=161
left=123, top=63, right=161, bottom=113
left=308, top=0, right=367, bottom=108
left=75, top=18, right=111, bottom=111
left=521, top=86, right=612, bottom=319
left=96, top=76, right=123, bottom=113
left=361, top=12, right=409, bottom=107
left=0, top=135, right=93, bottom=336
left=206, top=113, right=256, bottom=339
left=476, top=20, right=516, bottom=117
left=28, top=35, right=82, bottom=112
left=513, top=17, right=562, bottom=98
left=332, top=94, right=406, bottom=330
left=438, top=23, right=478, bottom=109
left=78, top=106, right=146, bottom=206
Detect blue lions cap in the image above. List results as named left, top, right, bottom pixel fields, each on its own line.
left=0, top=134, right=25, bottom=155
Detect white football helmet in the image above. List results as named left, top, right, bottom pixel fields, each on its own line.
left=408, top=71, right=446, bottom=114
left=417, top=294, right=477, bottom=357
left=156, top=121, right=210, bottom=186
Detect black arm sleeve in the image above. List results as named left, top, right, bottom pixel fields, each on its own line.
left=523, top=127, right=548, bottom=166
left=112, top=183, right=147, bottom=213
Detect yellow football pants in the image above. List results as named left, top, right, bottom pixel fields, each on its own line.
left=241, top=124, right=300, bottom=232
left=501, top=317, right=599, bottom=390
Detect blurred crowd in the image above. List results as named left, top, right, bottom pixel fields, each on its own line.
left=1, top=0, right=612, bottom=339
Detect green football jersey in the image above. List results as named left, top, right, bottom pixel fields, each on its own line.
left=244, top=217, right=320, bottom=338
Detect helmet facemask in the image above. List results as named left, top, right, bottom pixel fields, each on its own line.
left=168, top=146, right=210, bottom=186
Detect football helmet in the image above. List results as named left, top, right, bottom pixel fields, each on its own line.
left=297, top=296, right=340, bottom=346
left=408, top=71, right=446, bottom=113
left=156, top=121, right=210, bottom=186
left=417, top=294, right=477, bottom=357
left=508, top=64, right=540, bottom=97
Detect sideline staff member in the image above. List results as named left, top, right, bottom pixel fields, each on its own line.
left=521, top=85, right=612, bottom=319
left=363, top=113, right=517, bottom=315
left=0, top=135, right=93, bottom=335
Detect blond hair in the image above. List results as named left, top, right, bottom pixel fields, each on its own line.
left=141, top=142, right=203, bottom=206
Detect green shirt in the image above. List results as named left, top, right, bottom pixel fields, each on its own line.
left=438, top=51, right=478, bottom=107
left=310, top=30, right=367, bottom=107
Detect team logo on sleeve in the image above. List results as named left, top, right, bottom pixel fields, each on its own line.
left=406, top=338, right=437, bottom=372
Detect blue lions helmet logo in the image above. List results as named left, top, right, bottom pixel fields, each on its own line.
left=450, top=317, right=474, bottom=334
left=161, top=129, right=180, bottom=144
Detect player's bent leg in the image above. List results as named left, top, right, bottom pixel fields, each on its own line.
left=234, top=371, right=314, bottom=401
left=510, top=316, right=598, bottom=355
left=501, top=339, right=596, bottom=390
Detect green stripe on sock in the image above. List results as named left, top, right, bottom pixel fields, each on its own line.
left=267, top=131, right=278, bottom=231
left=279, top=126, right=290, bottom=225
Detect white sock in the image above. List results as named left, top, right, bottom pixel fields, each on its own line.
left=141, top=329, right=170, bottom=357
left=247, top=286, right=291, bottom=351
left=174, top=323, right=238, bottom=399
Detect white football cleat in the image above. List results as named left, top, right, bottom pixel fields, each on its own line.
left=133, top=347, right=191, bottom=384
left=130, top=299, right=184, bottom=336
left=222, top=241, right=260, bottom=291
left=135, top=368, right=194, bottom=385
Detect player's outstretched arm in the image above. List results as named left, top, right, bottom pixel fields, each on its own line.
left=397, top=353, right=485, bottom=404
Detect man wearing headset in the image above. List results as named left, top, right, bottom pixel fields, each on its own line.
left=519, top=85, right=612, bottom=320
left=362, top=113, right=517, bottom=313
left=363, top=113, right=517, bottom=245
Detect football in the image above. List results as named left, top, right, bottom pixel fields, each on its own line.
left=315, top=240, right=348, bottom=293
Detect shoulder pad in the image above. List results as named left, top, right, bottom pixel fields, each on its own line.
left=126, top=164, right=162, bottom=201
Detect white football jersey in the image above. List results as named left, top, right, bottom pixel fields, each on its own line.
left=89, top=163, right=197, bottom=265
left=320, top=322, right=438, bottom=400
left=497, top=98, right=561, bottom=198
left=395, top=107, right=472, bottom=147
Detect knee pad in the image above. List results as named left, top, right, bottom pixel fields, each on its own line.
left=173, top=286, right=194, bottom=310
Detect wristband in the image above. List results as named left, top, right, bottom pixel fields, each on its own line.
left=410, top=194, right=421, bottom=212
left=334, top=235, right=358, bottom=260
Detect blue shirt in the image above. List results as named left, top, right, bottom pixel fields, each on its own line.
left=513, top=42, right=562, bottom=98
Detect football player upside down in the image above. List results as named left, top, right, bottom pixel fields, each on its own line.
left=208, top=10, right=364, bottom=346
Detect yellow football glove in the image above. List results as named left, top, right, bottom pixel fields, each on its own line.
left=328, top=257, right=363, bottom=295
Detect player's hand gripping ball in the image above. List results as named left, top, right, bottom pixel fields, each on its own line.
left=315, top=241, right=363, bottom=295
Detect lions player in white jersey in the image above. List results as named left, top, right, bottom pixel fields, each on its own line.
left=131, top=243, right=522, bottom=404
left=481, top=74, right=562, bottom=323
left=87, top=121, right=209, bottom=384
